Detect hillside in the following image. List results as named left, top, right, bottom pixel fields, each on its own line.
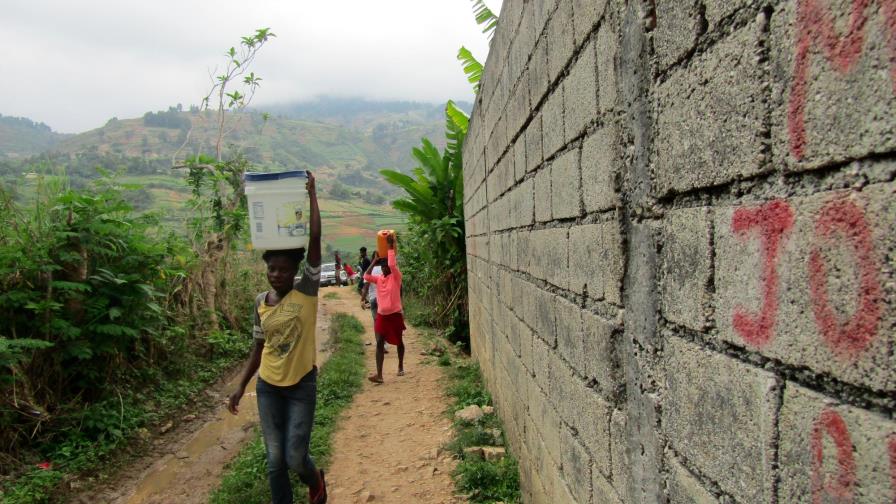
left=0, top=114, right=69, bottom=159
left=0, top=97, right=467, bottom=255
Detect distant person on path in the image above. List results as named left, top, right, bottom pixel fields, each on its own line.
left=357, top=246, right=372, bottom=294
left=334, top=251, right=344, bottom=287
left=343, top=262, right=355, bottom=285
left=227, top=171, right=328, bottom=504
left=363, top=235, right=405, bottom=383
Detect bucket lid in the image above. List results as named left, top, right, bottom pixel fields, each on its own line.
left=244, top=170, right=308, bottom=182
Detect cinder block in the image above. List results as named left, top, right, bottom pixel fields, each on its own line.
left=662, top=337, right=778, bottom=504
left=530, top=227, right=569, bottom=291
left=555, top=361, right=612, bottom=477
left=560, top=427, right=593, bottom=504
left=519, top=318, right=535, bottom=374
left=535, top=286, right=559, bottom=348
left=516, top=3, right=538, bottom=68
left=509, top=75, right=531, bottom=141
left=581, top=123, right=621, bottom=213
left=516, top=230, right=532, bottom=272
left=593, top=470, right=624, bottom=504
left=600, top=218, right=625, bottom=305
left=550, top=148, right=582, bottom=219
left=526, top=112, right=544, bottom=172
left=534, top=165, right=552, bottom=222
left=653, top=0, right=702, bottom=70
left=654, top=17, right=768, bottom=195
left=564, top=40, right=598, bottom=141
left=609, top=408, right=630, bottom=501
left=542, top=85, right=566, bottom=159
left=568, top=220, right=624, bottom=303
left=583, top=312, right=620, bottom=400
left=568, top=223, right=602, bottom=297
left=555, top=296, right=585, bottom=376
left=531, top=336, right=553, bottom=396
left=770, top=1, right=896, bottom=170
left=534, top=0, right=559, bottom=40
left=666, top=457, right=720, bottom=504
left=779, top=383, right=896, bottom=504
left=714, top=183, right=896, bottom=392
left=596, top=20, right=618, bottom=113
left=530, top=377, right=563, bottom=466
left=513, top=136, right=527, bottom=183
left=529, top=36, right=551, bottom=106
left=572, top=0, right=606, bottom=46
left=547, top=0, right=575, bottom=84
left=530, top=227, right=561, bottom=283
left=703, top=0, right=751, bottom=30
left=660, top=206, right=712, bottom=330
left=511, top=178, right=535, bottom=228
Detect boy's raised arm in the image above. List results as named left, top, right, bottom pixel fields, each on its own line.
left=306, top=171, right=321, bottom=267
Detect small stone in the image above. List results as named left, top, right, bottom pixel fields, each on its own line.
left=482, top=447, right=506, bottom=462
left=360, top=490, right=375, bottom=502
left=463, top=446, right=485, bottom=459
left=391, top=486, right=399, bottom=493
left=182, top=414, right=197, bottom=422
left=159, top=421, right=174, bottom=434
left=454, top=405, right=484, bottom=423
left=481, top=405, right=495, bottom=415
left=175, top=451, right=189, bottom=459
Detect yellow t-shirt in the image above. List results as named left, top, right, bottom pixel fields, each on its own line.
left=253, top=263, right=320, bottom=386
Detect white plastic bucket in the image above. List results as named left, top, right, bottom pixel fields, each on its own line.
left=244, top=170, right=309, bottom=251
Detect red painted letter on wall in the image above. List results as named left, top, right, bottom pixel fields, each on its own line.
left=808, top=196, right=882, bottom=359
left=787, top=0, right=896, bottom=159
left=731, top=200, right=795, bottom=348
left=811, top=409, right=857, bottom=504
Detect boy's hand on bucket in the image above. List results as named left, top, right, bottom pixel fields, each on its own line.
left=306, top=171, right=316, bottom=196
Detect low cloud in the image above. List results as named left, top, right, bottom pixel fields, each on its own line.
left=1, top=0, right=501, bottom=133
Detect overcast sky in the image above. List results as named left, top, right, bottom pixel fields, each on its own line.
left=0, top=0, right=502, bottom=133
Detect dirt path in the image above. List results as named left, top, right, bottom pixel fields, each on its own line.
left=77, top=295, right=339, bottom=504
left=324, top=287, right=463, bottom=504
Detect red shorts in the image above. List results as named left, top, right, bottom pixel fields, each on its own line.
left=374, top=311, right=406, bottom=346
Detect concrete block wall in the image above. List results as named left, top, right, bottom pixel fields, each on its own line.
left=462, top=0, right=896, bottom=502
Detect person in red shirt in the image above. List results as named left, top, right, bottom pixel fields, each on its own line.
left=362, top=234, right=404, bottom=383
left=343, top=262, right=355, bottom=285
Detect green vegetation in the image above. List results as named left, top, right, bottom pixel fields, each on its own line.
left=0, top=30, right=279, bottom=502
left=381, top=101, right=469, bottom=345
left=0, top=174, right=263, bottom=503
left=418, top=327, right=521, bottom=504
left=210, top=313, right=366, bottom=504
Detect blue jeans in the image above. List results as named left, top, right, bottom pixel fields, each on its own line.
left=256, top=369, right=318, bottom=504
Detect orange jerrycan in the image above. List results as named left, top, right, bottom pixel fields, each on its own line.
left=377, top=230, right=396, bottom=258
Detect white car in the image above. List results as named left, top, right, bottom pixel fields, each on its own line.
left=319, top=262, right=347, bottom=286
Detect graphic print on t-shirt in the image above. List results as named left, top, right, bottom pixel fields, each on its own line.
left=263, top=301, right=303, bottom=358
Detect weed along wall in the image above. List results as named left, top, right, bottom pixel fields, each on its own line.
left=461, top=1, right=896, bottom=503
